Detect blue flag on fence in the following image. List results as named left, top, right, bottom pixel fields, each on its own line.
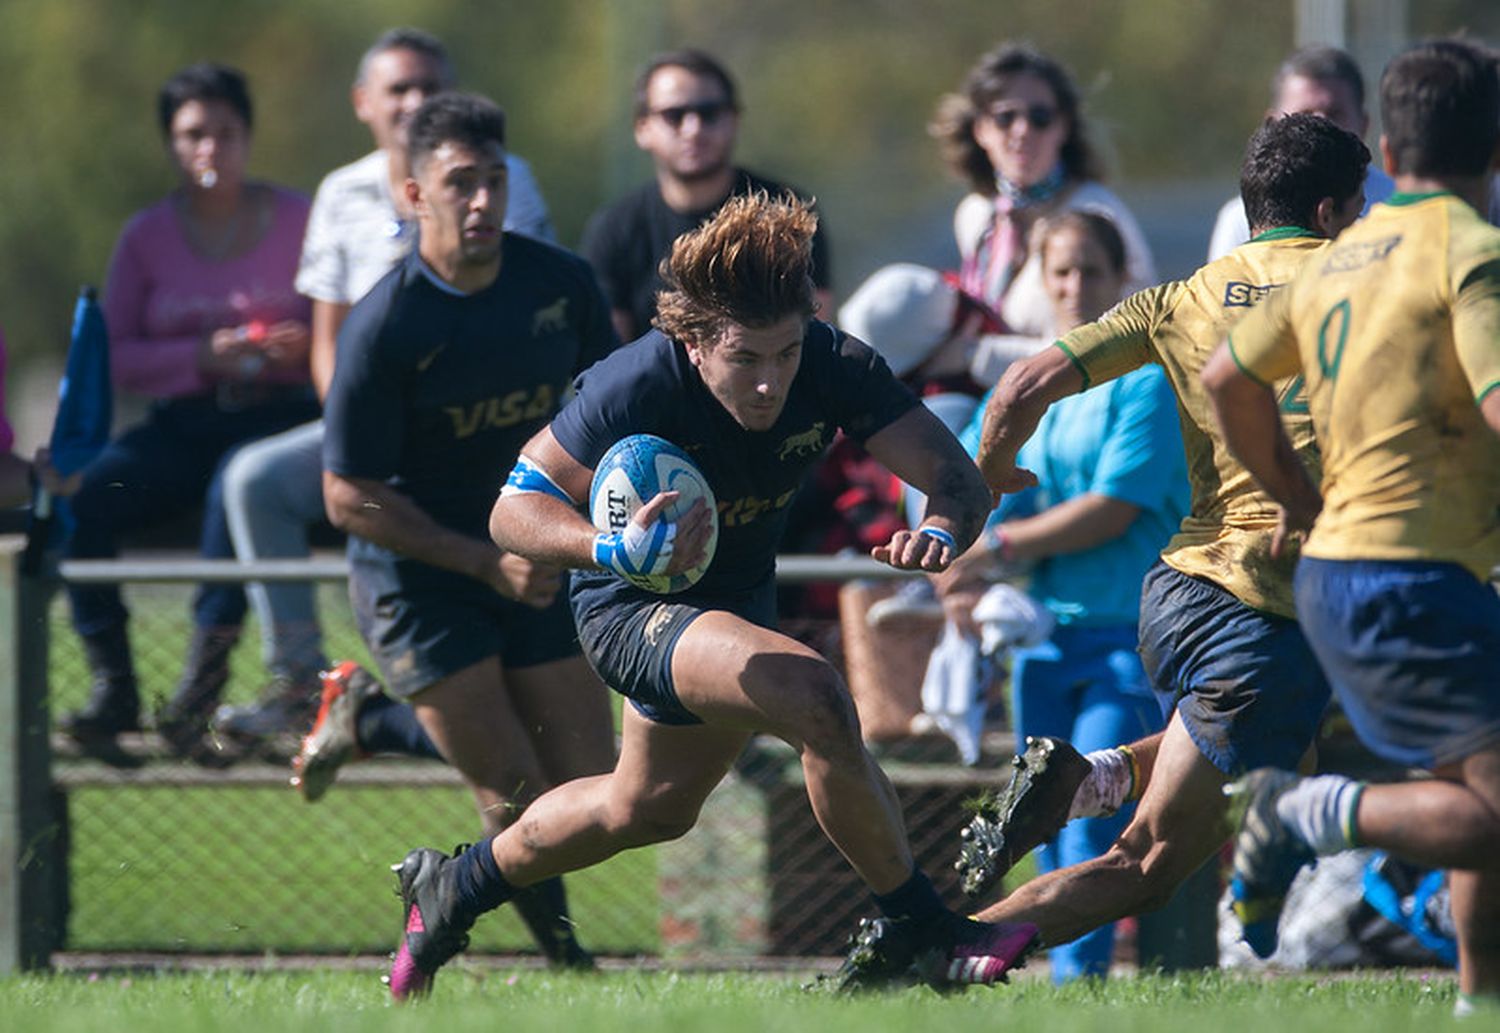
left=21, top=286, right=112, bottom=573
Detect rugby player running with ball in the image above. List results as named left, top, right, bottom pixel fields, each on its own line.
left=382, top=191, right=1040, bottom=998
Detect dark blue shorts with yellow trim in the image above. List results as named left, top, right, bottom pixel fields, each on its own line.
left=1295, top=557, right=1500, bottom=770
left=1138, top=561, right=1330, bottom=776
left=350, top=561, right=580, bottom=699
left=570, top=573, right=777, bottom=726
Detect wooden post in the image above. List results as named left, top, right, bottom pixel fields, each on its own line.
left=0, top=536, right=64, bottom=971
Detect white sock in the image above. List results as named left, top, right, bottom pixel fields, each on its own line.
left=1070, top=747, right=1135, bottom=819
left=1274, top=774, right=1364, bottom=855
left=1454, top=992, right=1500, bottom=1019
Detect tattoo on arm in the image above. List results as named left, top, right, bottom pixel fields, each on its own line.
left=932, top=456, right=992, bottom=547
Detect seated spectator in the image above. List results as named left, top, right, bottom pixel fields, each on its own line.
left=58, top=63, right=318, bottom=759
left=931, top=42, right=1155, bottom=387
left=935, top=210, right=1187, bottom=978
left=1207, top=46, right=1394, bottom=260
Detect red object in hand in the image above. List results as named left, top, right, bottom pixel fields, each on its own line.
left=244, top=320, right=267, bottom=343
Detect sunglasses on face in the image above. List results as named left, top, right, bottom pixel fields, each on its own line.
left=989, top=104, right=1059, bottom=131
left=650, top=101, right=733, bottom=129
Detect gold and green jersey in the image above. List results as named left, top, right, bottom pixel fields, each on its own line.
left=1229, top=193, right=1500, bottom=580
left=1057, top=231, right=1329, bottom=617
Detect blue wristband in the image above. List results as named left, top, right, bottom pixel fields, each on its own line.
left=917, top=526, right=957, bottom=551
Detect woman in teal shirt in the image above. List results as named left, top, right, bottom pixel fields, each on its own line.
left=953, top=211, right=1188, bottom=981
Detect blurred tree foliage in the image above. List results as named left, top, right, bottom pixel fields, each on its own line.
left=0, top=0, right=1495, bottom=371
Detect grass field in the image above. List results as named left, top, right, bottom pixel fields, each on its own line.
left=0, top=967, right=1468, bottom=1033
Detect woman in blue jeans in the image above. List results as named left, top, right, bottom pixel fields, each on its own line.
left=948, top=211, right=1188, bottom=980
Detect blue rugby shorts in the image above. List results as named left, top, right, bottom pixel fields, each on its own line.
left=1138, top=561, right=1330, bottom=776
left=349, top=563, right=580, bottom=699
left=1295, top=557, right=1500, bottom=770
left=570, top=574, right=777, bottom=726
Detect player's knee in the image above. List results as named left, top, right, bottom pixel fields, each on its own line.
left=794, top=665, right=862, bottom=753
left=606, top=790, right=701, bottom=845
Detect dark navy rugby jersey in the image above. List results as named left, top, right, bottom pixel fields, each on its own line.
left=324, top=234, right=620, bottom=549
left=551, top=320, right=919, bottom=601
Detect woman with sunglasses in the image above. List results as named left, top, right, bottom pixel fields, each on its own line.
left=933, top=43, right=1156, bottom=385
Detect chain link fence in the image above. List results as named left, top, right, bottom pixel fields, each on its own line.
left=34, top=562, right=1004, bottom=962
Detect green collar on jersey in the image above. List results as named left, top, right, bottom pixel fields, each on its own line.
left=1249, top=225, right=1317, bottom=242
left=1384, top=190, right=1452, bottom=206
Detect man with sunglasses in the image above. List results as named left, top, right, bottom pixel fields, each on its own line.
left=580, top=48, right=833, bottom=343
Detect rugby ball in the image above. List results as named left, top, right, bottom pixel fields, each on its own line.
left=589, top=434, right=719, bottom=593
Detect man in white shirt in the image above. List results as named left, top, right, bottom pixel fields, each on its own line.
left=1207, top=46, right=1393, bottom=260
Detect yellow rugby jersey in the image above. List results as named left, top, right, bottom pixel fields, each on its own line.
left=1057, top=230, right=1329, bottom=617
left=1228, top=193, right=1500, bottom=580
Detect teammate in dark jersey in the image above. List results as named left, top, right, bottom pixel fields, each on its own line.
left=322, top=93, right=617, bottom=970
left=378, top=191, right=1039, bottom=1000
left=579, top=49, right=832, bottom=341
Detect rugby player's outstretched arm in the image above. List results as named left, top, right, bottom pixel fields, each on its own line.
left=978, top=345, right=1081, bottom=499
left=1202, top=344, right=1322, bottom=555
left=865, top=404, right=992, bottom=572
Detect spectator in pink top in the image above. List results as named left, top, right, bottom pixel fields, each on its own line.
left=59, top=63, right=320, bottom=760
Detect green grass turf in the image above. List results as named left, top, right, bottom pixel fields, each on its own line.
left=0, top=968, right=1467, bottom=1033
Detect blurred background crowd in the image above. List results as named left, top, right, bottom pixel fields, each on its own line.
left=2, top=0, right=1494, bottom=435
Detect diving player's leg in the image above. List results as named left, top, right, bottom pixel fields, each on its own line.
left=973, top=713, right=1228, bottom=945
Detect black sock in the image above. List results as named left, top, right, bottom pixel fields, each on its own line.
left=872, top=868, right=946, bottom=926
left=451, top=837, right=514, bottom=918
left=355, top=693, right=442, bottom=759
left=512, top=877, right=587, bottom=963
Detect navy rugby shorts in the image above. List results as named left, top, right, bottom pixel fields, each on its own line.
left=1295, top=557, right=1500, bottom=770
left=570, top=574, right=777, bottom=726
left=349, top=563, right=580, bottom=699
left=1137, top=561, right=1330, bottom=776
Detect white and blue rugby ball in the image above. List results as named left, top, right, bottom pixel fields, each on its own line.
left=589, top=434, right=719, bottom=593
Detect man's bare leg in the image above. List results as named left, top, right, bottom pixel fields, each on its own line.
left=974, top=715, right=1229, bottom=946
left=506, top=655, right=616, bottom=786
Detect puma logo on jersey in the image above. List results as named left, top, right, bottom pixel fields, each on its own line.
left=1322, top=235, right=1402, bottom=274
left=776, top=421, right=826, bottom=460
left=415, top=344, right=447, bottom=372
left=532, top=297, right=569, bottom=335
left=444, top=384, right=557, bottom=439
